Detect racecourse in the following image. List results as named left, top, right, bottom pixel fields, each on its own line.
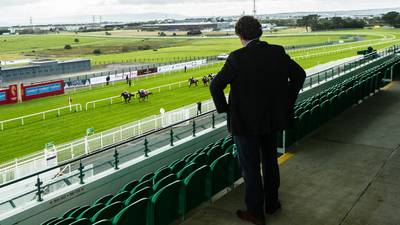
left=0, top=28, right=399, bottom=164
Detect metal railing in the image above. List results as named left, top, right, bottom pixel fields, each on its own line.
left=0, top=104, right=82, bottom=131
left=301, top=46, right=396, bottom=91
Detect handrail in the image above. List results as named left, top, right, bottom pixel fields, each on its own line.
left=0, top=45, right=397, bottom=189
left=0, top=110, right=215, bottom=189
left=0, top=104, right=82, bottom=131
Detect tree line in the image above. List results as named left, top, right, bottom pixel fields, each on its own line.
left=296, top=11, right=400, bottom=31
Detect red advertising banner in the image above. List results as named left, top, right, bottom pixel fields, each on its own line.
left=22, top=80, right=65, bottom=101
left=0, top=84, right=18, bottom=105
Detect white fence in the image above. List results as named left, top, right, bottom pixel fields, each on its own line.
left=85, top=75, right=211, bottom=110
left=0, top=98, right=217, bottom=184
left=0, top=104, right=83, bottom=131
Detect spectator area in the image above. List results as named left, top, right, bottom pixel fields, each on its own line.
left=182, top=81, right=400, bottom=225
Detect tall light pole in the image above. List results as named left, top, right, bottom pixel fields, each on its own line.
left=253, top=0, right=257, bottom=17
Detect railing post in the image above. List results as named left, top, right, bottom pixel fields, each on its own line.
left=35, top=176, right=43, bottom=202
left=114, top=147, right=119, bottom=170
left=79, top=161, right=85, bottom=184
left=212, top=113, right=215, bottom=128
left=170, top=129, right=174, bottom=146
left=192, top=120, right=196, bottom=137
left=144, top=138, right=149, bottom=157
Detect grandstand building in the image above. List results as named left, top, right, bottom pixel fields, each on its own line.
left=0, top=59, right=91, bottom=82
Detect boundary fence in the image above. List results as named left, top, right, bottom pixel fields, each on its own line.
left=0, top=104, right=82, bottom=131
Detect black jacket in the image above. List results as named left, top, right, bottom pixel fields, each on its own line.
left=210, top=40, right=306, bottom=135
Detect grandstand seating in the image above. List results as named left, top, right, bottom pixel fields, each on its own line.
left=39, top=55, right=399, bottom=225
left=40, top=135, right=238, bottom=225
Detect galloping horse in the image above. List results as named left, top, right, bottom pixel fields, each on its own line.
left=208, top=73, right=216, bottom=80
left=121, top=91, right=135, bottom=103
left=202, top=76, right=210, bottom=86
left=188, top=77, right=199, bottom=87
left=137, top=89, right=152, bottom=102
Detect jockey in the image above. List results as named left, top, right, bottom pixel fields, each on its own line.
left=139, top=89, right=146, bottom=95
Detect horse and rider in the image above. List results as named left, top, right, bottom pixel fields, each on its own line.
left=121, top=91, right=135, bottom=103
left=188, top=77, right=199, bottom=87
left=137, top=89, right=152, bottom=102
left=202, top=76, right=210, bottom=86
left=208, top=73, right=216, bottom=80
left=121, top=89, right=151, bottom=103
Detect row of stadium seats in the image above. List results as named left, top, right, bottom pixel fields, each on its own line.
left=283, top=56, right=398, bottom=147
left=40, top=136, right=241, bottom=225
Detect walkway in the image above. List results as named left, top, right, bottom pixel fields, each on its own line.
left=181, top=82, right=400, bottom=225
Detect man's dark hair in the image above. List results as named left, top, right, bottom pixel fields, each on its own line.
left=235, top=16, right=263, bottom=40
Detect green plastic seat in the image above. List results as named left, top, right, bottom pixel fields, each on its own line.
left=46, top=218, right=64, bottom=225
left=320, top=100, right=330, bottom=123
left=182, top=153, right=194, bottom=162
left=151, top=181, right=185, bottom=225
left=207, top=146, right=223, bottom=166
left=153, top=167, right=173, bottom=185
left=70, top=218, right=91, bottom=225
left=184, top=165, right=211, bottom=212
left=54, top=218, right=76, bottom=225
left=69, top=206, right=91, bottom=218
left=114, top=198, right=151, bottom=225
left=92, top=220, right=112, bottom=225
left=310, top=105, right=320, bottom=132
left=107, top=191, right=131, bottom=205
left=185, top=153, right=198, bottom=163
left=177, top=163, right=197, bottom=179
left=221, top=139, right=234, bottom=151
left=125, top=187, right=154, bottom=206
left=153, top=174, right=178, bottom=192
left=210, top=153, right=234, bottom=195
left=168, top=159, right=180, bottom=168
left=94, top=194, right=113, bottom=205
left=131, top=179, right=153, bottom=194
left=170, top=160, right=186, bottom=174
left=62, top=206, right=80, bottom=218
left=191, top=153, right=208, bottom=166
left=139, top=173, right=154, bottom=183
left=91, top=202, right=124, bottom=223
left=77, top=203, right=105, bottom=219
left=119, top=180, right=139, bottom=193
left=224, top=144, right=235, bottom=154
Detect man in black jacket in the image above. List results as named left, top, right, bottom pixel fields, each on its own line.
left=210, top=16, right=306, bottom=225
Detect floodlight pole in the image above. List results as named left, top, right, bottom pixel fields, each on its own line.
left=253, top=0, right=257, bottom=17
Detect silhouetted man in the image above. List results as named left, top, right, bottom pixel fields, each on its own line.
left=210, top=16, right=306, bottom=225
left=197, top=101, right=202, bottom=115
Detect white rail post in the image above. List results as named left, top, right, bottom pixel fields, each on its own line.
left=1, top=122, right=3, bottom=131
left=111, top=98, right=113, bottom=104
left=21, top=117, right=24, bottom=125
left=84, top=136, right=89, bottom=154
left=120, top=127, right=123, bottom=141
left=100, top=133, right=103, bottom=148
left=43, top=112, right=45, bottom=120
left=70, top=144, right=75, bottom=159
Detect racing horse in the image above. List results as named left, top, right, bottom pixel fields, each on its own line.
left=202, top=76, right=210, bottom=86
left=137, top=89, right=152, bottom=102
left=121, top=91, right=135, bottom=103
left=188, top=77, right=199, bottom=87
left=208, top=73, right=216, bottom=80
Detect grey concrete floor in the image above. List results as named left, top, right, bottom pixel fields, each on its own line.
left=180, top=82, right=400, bottom=225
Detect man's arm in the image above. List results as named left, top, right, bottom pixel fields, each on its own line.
left=283, top=49, right=306, bottom=106
left=210, top=54, right=237, bottom=113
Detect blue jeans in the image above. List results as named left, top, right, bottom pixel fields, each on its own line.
left=234, top=133, right=280, bottom=217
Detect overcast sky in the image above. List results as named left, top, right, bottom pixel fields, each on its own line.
left=0, top=0, right=399, bottom=26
